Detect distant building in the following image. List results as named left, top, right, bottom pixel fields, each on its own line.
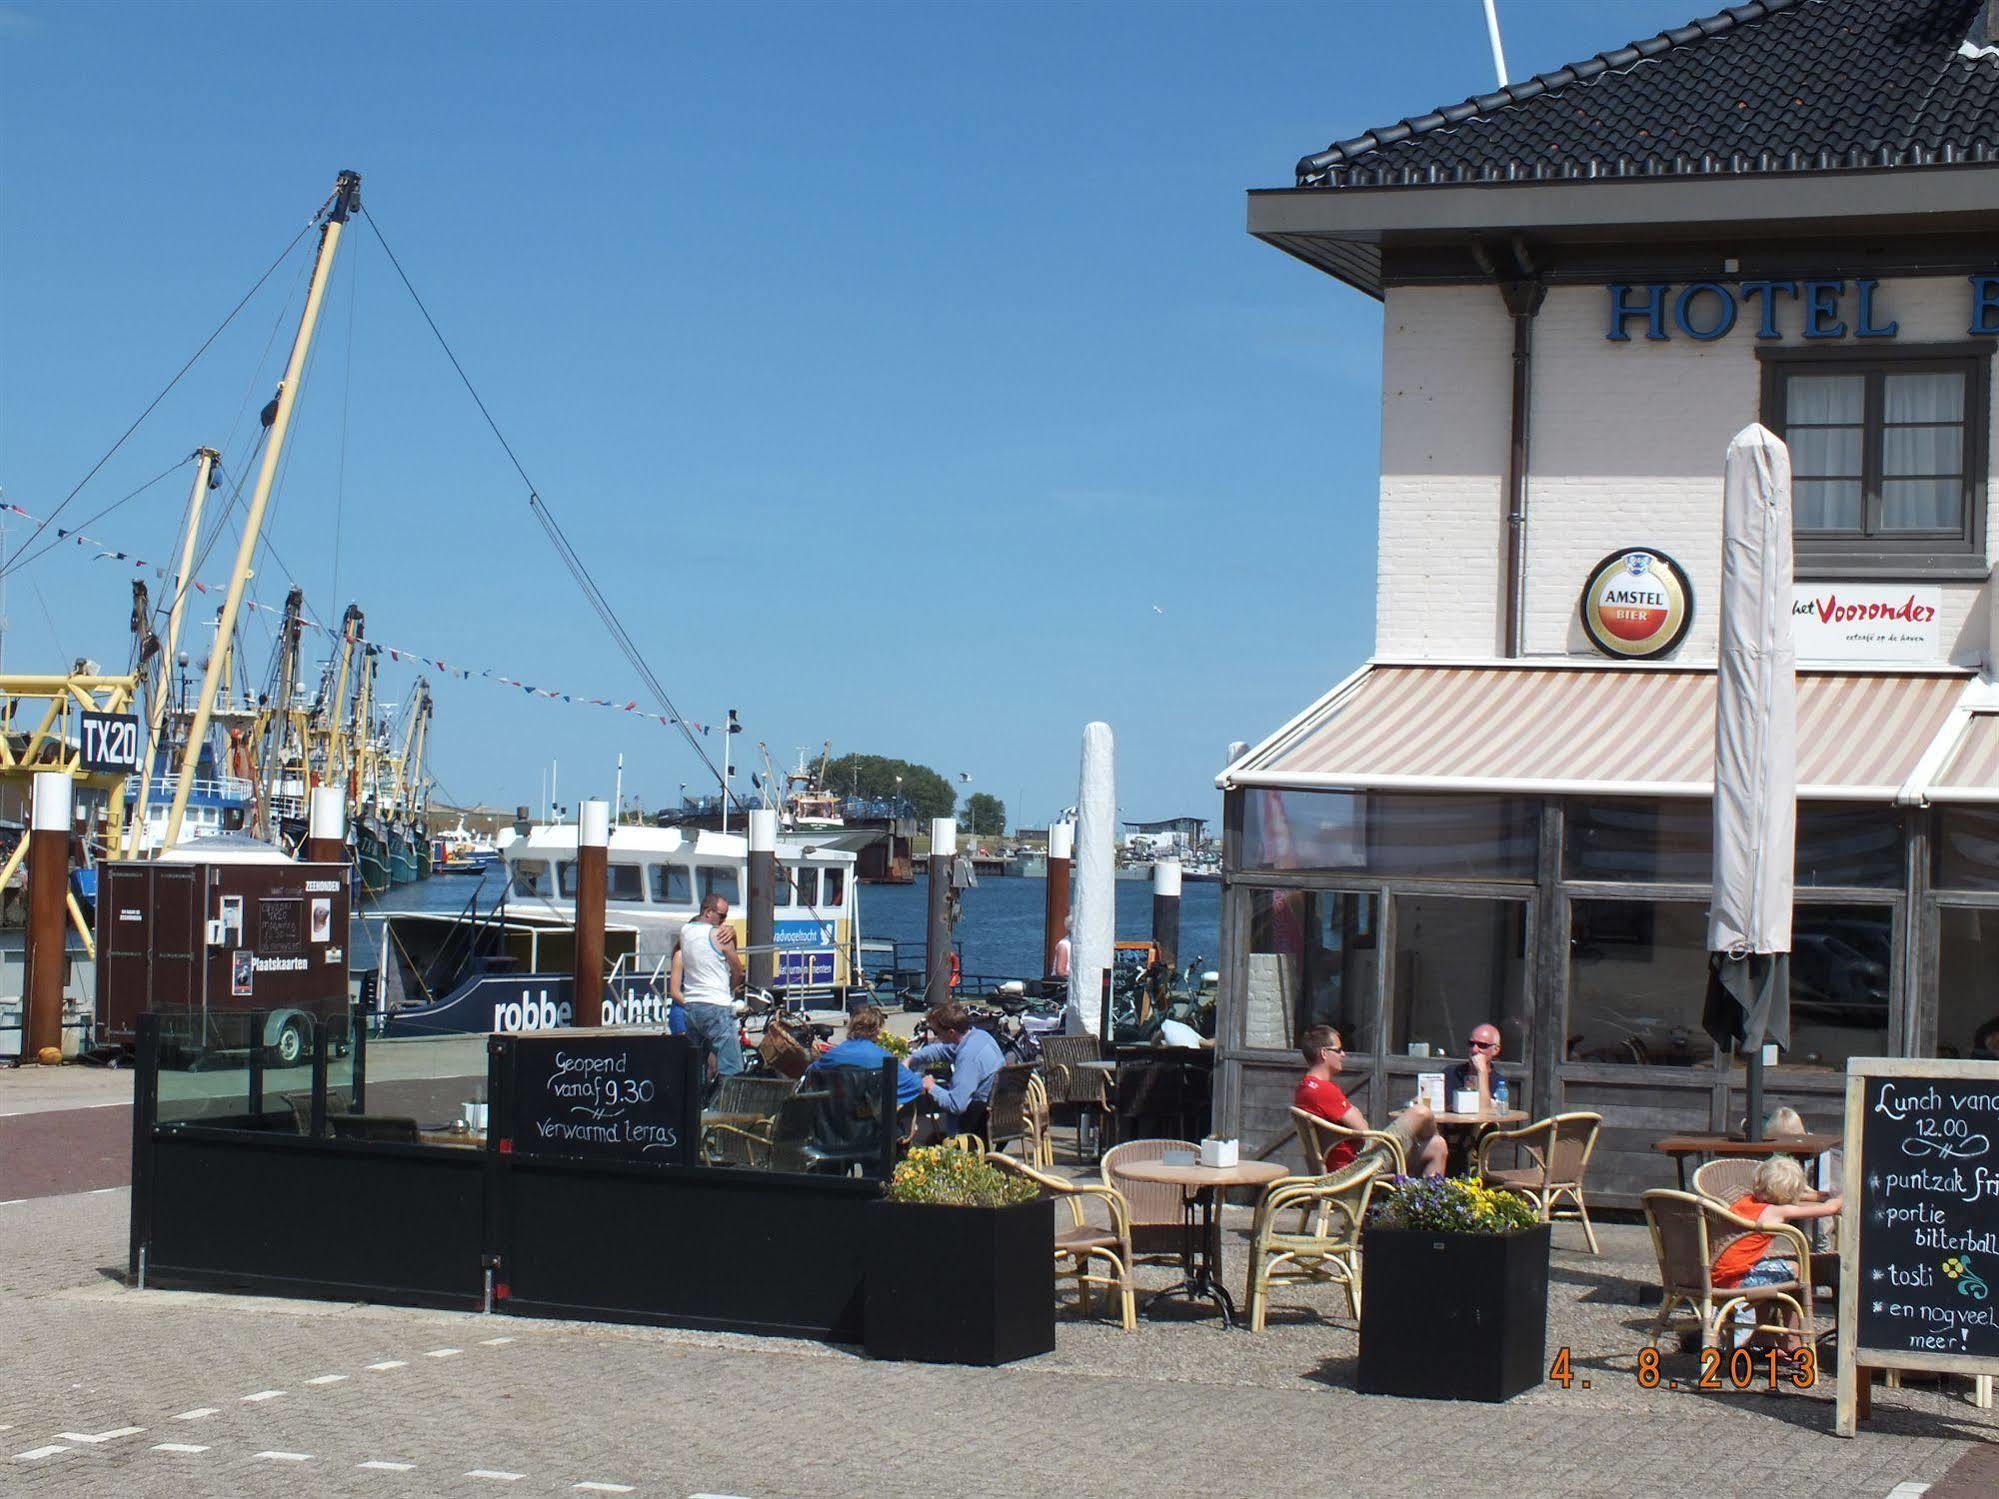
left=1121, top=816, right=1208, bottom=851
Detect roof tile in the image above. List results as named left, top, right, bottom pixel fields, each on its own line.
left=1297, top=0, right=1999, bottom=188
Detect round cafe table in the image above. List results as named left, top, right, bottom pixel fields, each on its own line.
left=1117, top=1157, right=1287, bottom=1330
left=1396, top=1107, right=1530, bottom=1175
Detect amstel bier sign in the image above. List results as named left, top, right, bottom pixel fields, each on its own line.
left=1579, top=549, right=1692, bottom=659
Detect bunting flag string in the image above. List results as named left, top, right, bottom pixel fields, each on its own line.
left=0, top=501, right=714, bottom=735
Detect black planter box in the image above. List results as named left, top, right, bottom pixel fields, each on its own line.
left=1357, top=1223, right=1550, bottom=1402
left=863, top=1198, right=1055, bottom=1365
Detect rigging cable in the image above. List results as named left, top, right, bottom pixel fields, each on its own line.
left=359, top=203, right=741, bottom=807
left=13, top=207, right=323, bottom=572
left=2, top=451, right=198, bottom=579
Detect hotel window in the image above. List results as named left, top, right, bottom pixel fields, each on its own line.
left=1762, top=347, right=1989, bottom=575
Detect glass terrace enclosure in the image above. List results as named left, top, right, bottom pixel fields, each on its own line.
left=1216, top=788, right=1992, bottom=1205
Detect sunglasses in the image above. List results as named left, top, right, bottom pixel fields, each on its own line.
left=1468, top=1038, right=1498, bottom=1050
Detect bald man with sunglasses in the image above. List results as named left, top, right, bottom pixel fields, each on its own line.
left=1445, top=1024, right=1510, bottom=1115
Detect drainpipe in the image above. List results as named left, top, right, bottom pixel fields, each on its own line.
left=1494, top=266, right=1545, bottom=658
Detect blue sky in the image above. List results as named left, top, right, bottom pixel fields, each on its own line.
left=0, top=0, right=1704, bottom=830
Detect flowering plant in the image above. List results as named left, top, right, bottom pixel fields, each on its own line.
left=885, top=1146, right=1038, bottom=1207
left=874, top=1029, right=912, bottom=1061
left=1366, top=1175, right=1539, bottom=1235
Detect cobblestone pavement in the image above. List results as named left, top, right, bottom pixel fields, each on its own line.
left=4, top=1181, right=1997, bottom=1499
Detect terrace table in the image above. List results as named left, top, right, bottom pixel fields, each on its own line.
left=1650, top=1132, right=1841, bottom=1191
left=1117, top=1157, right=1287, bottom=1330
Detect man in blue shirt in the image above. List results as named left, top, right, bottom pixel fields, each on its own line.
left=906, top=1001, right=1004, bottom=1139
left=808, top=1004, right=922, bottom=1107
left=1445, top=1023, right=1510, bottom=1112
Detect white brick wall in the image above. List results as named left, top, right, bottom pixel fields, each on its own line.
left=1376, top=276, right=1996, bottom=666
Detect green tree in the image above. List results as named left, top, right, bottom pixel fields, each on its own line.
left=822, top=753, right=955, bottom=821
left=965, top=792, right=1006, bottom=836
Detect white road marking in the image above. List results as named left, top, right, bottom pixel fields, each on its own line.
left=0, top=1101, right=130, bottom=1118
left=1885, top=1487, right=1930, bottom=1499
left=14, top=1445, right=72, bottom=1461
left=574, top=1484, right=635, bottom=1494
left=478, top=1336, right=514, bottom=1346
left=255, top=1451, right=314, bottom=1462
left=57, top=1427, right=143, bottom=1443
left=306, top=1374, right=348, bottom=1385
left=153, top=1444, right=209, bottom=1454
left=359, top=1460, right=416, bottom=1471
left=173, top=1408, right=217, bottom=1421
left=365, top=1360, right=407, bottom=1372
left=424, top=1347, right=463, bottom=1359
left=241, top=1389, right=285, bottom=1402
left=466, top=1470, right=525, bottom=1481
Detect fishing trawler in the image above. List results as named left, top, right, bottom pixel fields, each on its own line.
left=362, top=820, right=863, bottom=1035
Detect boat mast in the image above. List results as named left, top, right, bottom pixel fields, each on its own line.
left=389, top=680, right=421, bottom=817
left=322, top=603, right=361, bottom=795
left=251, top=585, right=305, bottom=839
left=128, top=446, right=216, bottom=856
left=351, top=644, right=376, bottom=816
left=406, top=681, right=431, bottom=827
left=164, top=172, right=359, bottom=849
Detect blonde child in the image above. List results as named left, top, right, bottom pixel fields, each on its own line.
left=1712, top=1154, right=1841, bottom=1355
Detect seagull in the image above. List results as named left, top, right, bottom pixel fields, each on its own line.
left=1152, top=604, right=1165, bottom=614
left=957, top=771, right=973, bottom=782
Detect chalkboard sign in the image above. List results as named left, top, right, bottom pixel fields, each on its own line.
left=1837, top=1057, right=1999, bottom=1436
left=497, top=1029, right=698, bottom=1167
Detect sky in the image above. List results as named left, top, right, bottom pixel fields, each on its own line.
left=0, top=0, right=1708, bottom=832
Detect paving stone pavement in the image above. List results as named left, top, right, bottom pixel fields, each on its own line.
left=3, top=1185, right=1996, bottom=1498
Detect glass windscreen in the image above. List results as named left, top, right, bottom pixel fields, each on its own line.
left=1784, top=903, right=1893, bottom=1072
left=1938, top=905, right=1999, bottom=1060
left=1241, top=791, right=1536, bottom=879
left=1566, top=799, right=1901, bottom=887
left=699, top=1058, right=898, bottom=1179
left=1243, top=889, right=1379, bottom=1053
left=1936, top=808, right=1999, bottom=891
left=1566, top=899, right=1714, bottom=1066
left=1387, top=895, right=1530, bottom=1068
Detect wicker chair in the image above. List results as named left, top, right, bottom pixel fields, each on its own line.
left=1690, top=1157, right=1761, bottom=1209
left=1642, top=1188, right=1816, bottom=1353
left=1024, top=1073, right=1054, bottom=1169
left=1476, top=1112, right=1604, bottom=1254
left=701, top=1074, right=799, bottom=1166
left=1244, top=1158, right=1382, bottom=1332
left=1100, top=1138, right=1193, bottom=1263
left=985, top=1063, right=1041, bottom=1161
left=1290, top=1106, right=1407, bottom=1177
left=988, top=1152, right=1136, bottom=1331
left=1040, top=1033, right=1111, bottom=1156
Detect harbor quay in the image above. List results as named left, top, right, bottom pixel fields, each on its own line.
left=2, top=1065, right=1997, bottom=1499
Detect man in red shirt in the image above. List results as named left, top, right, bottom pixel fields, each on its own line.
left=1293, top=1024, right=1446, bottom=1176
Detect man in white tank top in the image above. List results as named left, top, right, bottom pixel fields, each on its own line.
left=672, top=894, right=744, bottom=1084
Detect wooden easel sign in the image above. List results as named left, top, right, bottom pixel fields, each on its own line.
left=1837, top=1056, right=1999, bottom=1436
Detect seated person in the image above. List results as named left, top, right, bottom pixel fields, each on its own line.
left=1444, top=1023, right=1510, bottom=1112
left=806, top=1004, right=922, bottom=1107
left=1712, top=1155, right=1842, bottom=1356
left=1293, top=1024, right=1446, bottom=1177
left=905, top=1001, right=1003, bottom=1139
left=1763, top=1105, right=1807, bottom=1138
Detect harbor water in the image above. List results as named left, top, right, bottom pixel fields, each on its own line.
left=363, top=870, right=1222, bottom=987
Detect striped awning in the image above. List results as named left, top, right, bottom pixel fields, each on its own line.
left=1223, top=663, right=1974, bottom=801
left=1932, top=714, right=1999, bottom=802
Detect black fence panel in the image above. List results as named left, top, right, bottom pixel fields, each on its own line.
left=144, top=1130, right=486, bottom=1308
left=496, top=1158, right=877, bottom=1340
